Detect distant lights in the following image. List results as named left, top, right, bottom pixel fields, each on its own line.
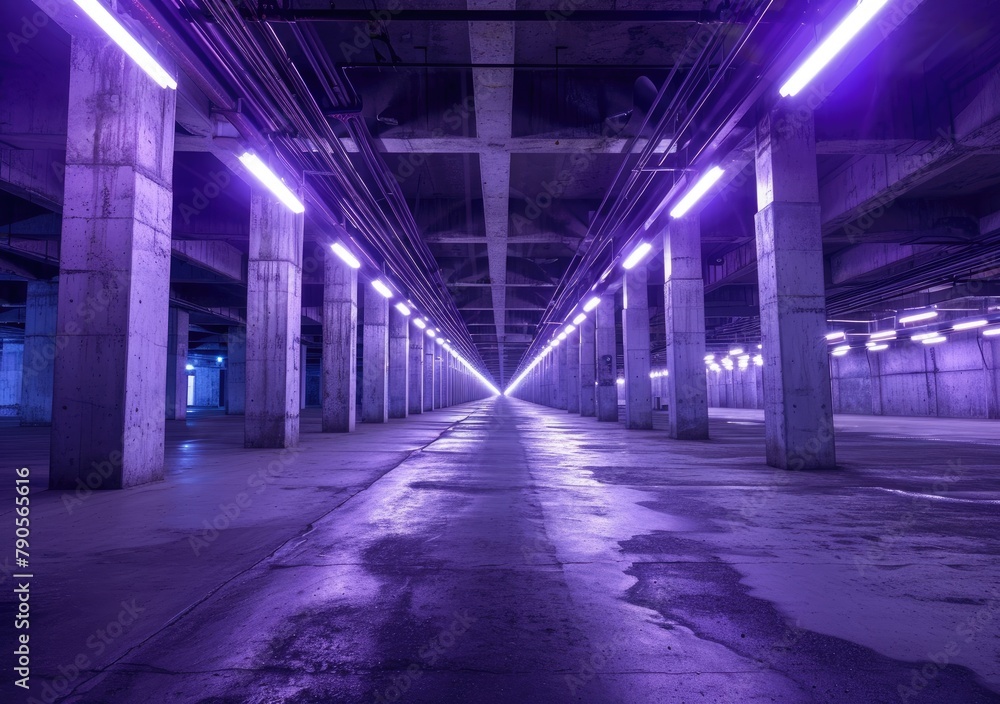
left=330, top=242, right=361, bottom=269
left=778, top=0, right=891, bottom=98
left=984, top=327, right=1000, bottom=337
left=898, top=310, right=937, bottom=324
left=551, top=338, right=561, bottom=347
left=622, top=242, right=653, bottom=270
left=413, top=318, right=427, bottom=329
left=910, top=332, right=939, bottom=342
left=572, top=313, right=587, bottom=325
left=394, top=302, right=411, bottom=316
left=729, top=347, right=744, bottom=356
left=867, top=344, right=889, bottom=352
left=616, top=378, right=625, bottom=385
left=371, top=279, right=393, bottom=298
left=426, top=329, right=436, bottom=338
left=564, top=324, right=576, bottom=334
left=185, top=364, right=194, bottom=371
left=216, top=356, right=223, bottom=363
left=704, top=354, right=715, bottom=362
left=953, top=319, right=988, bottom=331
left=753, top=354, right=763, bottom=366
left=557, top=332, right=567, bottom=341
left=921, top=335, right=947, bottom=345
left=869, top=330, right=897, bottom=341
left=436, top=338, right=445, bottom=345
left=583, top=297, right=601, bottom=312
left=825, top=331, right=845, bottom=342
left=669, top=166, right=726, bottom=219
left=238, top=152, right=305, bottom=214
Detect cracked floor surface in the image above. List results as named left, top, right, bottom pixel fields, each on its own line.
left=2, top=399, right=999, bottom=703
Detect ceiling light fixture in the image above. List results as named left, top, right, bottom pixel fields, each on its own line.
left=73, top=0, right=177, bottom=89
left=779, top=0, right=891, bottom=97
left=669, top=166, right=726, bottom=218
left=238, top=153, right=305, bottom=213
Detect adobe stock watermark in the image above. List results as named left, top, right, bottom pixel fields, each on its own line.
left=20, top=599, right=145, bottom=704
left=186, top=445, right=303, bottom=556
left=895, top=587, right=1000, bottom=704
left=5, top=0, right=72, bottom=55
left=371, top=610, right=477, bottom=704
left=176, top=170, right=232, bottom=225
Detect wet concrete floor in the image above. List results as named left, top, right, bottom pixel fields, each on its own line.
left=1, top=398, right=998, bottom=703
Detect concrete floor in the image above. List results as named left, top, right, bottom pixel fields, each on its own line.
left=2, top=400, right=999, bottom=703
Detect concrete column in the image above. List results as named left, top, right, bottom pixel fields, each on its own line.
left=226, top=327, right=246, bottom=415
left=300, top=343, right=308, bottom=410
left=754, top=103, right=836, bottom=469
left=595, top=295, right=619, bottom=422
left=408, top=321, right=424, bottom=414
left=579, top=317, right=596, bottom=416
left=362, top=285, right=389, bottom=423
left=423, top=333, right=435, bottom=411
left=49, top=35, right=176, bottom=489
left=435, top=344, right=444, bottom=408
left=322, top=257, right=356, bottom=432
left=566, top=331, right=580, bottom=413
left=165, top=308, right=189, bottom=420
left=623, top=269, right=653, bottom=429
left=663, top=214, right=709, bottom=439
left=553, top=343, right=567, bottom=409
left=245, top=190, right=304, bottom=448
left=20, top=280, right=57, bottom=425
left=388, top=306, right=409, bottom=419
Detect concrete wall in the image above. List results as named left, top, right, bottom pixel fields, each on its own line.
left=707, top=335, right=1000, bottom=419
left=0, top=340, right=23, bottom=416
left=192, top=367, right=222, bottom=407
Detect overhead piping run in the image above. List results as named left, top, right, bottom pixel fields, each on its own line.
left=240, top=10, right=719, bottom=23
left=185, top=0, right=490, bottom=377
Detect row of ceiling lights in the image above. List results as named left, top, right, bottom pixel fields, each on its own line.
left=68, top=0, right=500, bottom=395
left=513, top=0, right=894, bottom=390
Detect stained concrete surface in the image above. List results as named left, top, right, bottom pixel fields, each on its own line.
left=1, top=401, right=999, bottom=703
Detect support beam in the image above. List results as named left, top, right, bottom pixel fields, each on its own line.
left=20, top=280, right=57, bottom=426
left=225, top=326, right=245, bottom=415
left=408, top=323, right=424, bottom=415
left=579, top=317, right=596, bottom=417
left=362, top=285, right=389, bottom=423
left=664, top=214, right=710, bottom=440
left=553, top=342, right=567, bottom=409
left=595, top=295, right=619, bottom=422
left=322, top=257, right=357, bottom=432
left=623, top=270, right=653, bottom=430
left=388, top=306, right=409, bottom=419
left=423, top=334, right=435, bottom=411
left=566, top=330, right=580, bottom=414
left=165, top=308, right=189, bottom=420
left=754, top=104, right=836, bottom=470
left=49, top=35, right=176, bottom=489
left=245, top=190, right=303, bottom=448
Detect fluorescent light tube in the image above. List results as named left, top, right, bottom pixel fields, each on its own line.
left=953, top=319, right=988, bottom=331
left=583, top=297, right=601, bottom=312
left=825, top=331, right=845, bottom=341
left=413, top=318, right=427, bottom=329
left=371, top=279, right=393, bottom=298
left=669, top=166, right=725, bottom=218
left=394, top=302, right=411, bottom=316
left=622, top=242, right=653, bottom=270
left=330, top=243, right=361, bottom=269
left=779, top=0, right=891, bottom=98
left=73, top=0, right=177, bottom=89
left=898, top=310, right=937, bottom=324
left=573, top=313, right=586, bottom=325
left=921, top=336, right=947, bottom=345
left=870, top=330, right=897, bottom=340
left=238, top=153, right=305, bottom=213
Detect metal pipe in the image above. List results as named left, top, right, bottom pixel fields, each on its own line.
left=243, top=9, right=719, bottom=23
